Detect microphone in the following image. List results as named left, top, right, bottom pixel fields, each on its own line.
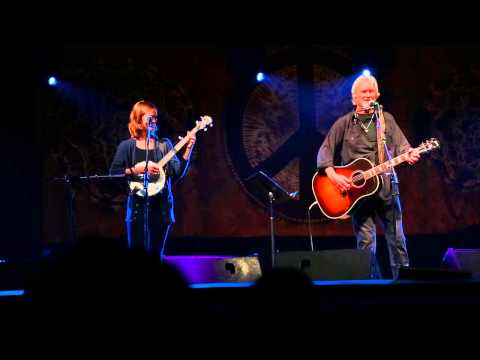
left=369, top=101, right=381, bottom=108
left=147, top=123, right=159, bottom=140
left=145, top=115, right=154, bottom=123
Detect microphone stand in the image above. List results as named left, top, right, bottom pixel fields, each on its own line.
left=373, top=104, right=400, bottom=277
left=143, top=119, right=155, bottom=252
left=64, top=175, right=76, bottom=245
left=244, top=171, right=294, bottom=271
left=268, top=191, right=276, bottom=268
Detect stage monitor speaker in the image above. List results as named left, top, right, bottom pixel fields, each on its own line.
left=275, top=249, right=373, bottom=280
left=442, top=248, right=480, bottom=279
left=164, top=255, right=262, bottom=284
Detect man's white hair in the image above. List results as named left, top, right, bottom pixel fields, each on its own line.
left=351, top=75, right=379, bottom=96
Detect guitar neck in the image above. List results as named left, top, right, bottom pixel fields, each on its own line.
left=158, top=129, right=197, bottom=168
left=363, top=148, right=417, bottom=180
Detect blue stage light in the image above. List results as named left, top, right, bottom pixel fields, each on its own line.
left=362, top=69, right=371, bottom=77
left=48, top=76, right=57, bottom=86
left=256, top=72, right=265, bottom=82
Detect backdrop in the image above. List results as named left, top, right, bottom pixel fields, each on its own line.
left=27, top=44, right=479, bottom=256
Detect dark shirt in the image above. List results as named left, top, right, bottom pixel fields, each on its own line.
left=355, top=113, right=377, bottom=142
left=317, top=111, right=411, bottom=199
left=132, top=146, right=161, bottom=182
left=110, top=137, right=190, bottom=224
left=110, top=138, right=189, bottom=180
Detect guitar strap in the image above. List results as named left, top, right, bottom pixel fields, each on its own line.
left=376, top=107, right=386, bottom=164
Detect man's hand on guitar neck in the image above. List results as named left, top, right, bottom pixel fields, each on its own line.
left=405, top=148, right=421, bottom=165
left=325, top=167, right=352, bottom=193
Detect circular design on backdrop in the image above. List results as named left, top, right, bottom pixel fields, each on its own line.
left=225, top=49, right=353, bottom=222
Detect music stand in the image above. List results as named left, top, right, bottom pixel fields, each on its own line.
left=52, top=174, right=127, bottom=244
left=245, top=171, right=293, bottom=269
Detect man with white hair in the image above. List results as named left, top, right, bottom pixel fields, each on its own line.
left=316, top=74, right=420, bottom=279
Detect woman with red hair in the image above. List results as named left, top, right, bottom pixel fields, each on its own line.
left=110, top=100, right=197, bottom=258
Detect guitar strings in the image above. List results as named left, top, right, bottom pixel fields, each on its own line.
left=346, top=140, right=437, bottom=187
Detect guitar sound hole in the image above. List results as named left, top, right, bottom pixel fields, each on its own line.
left=351, top=170, right=366, bottom=188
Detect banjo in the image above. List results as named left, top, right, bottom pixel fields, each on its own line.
left=129, top=116, right=213, bottom=197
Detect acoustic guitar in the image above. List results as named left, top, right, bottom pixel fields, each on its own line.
left=311, top=138, right=440, bottom=219
left=129, top=116, right=213, bottom=197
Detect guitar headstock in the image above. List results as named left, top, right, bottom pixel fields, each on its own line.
left=195, top=116, right=214, bottom=132
left=418, top=138, right=440, bottom=154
